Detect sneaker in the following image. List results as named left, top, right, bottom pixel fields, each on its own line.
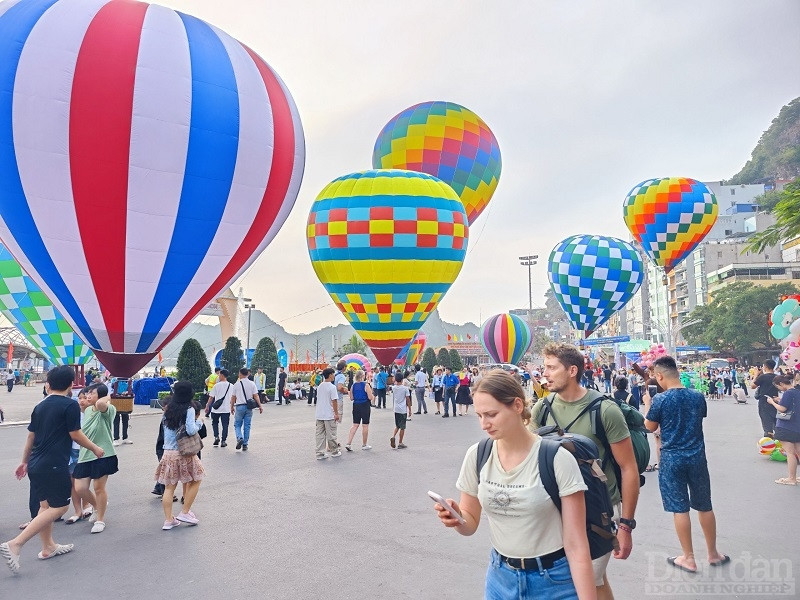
left=390, top=436, right=396, bottom=448
left=407, top=416, right=412, bottom=421
left=112, top=439, right=121, bottom=447
left=122, top=439, right=133, bottom=445
left=362, top=445, right=372, bottom=450
left=442, top=414, right=449, bottom=418
left=397, top=443, right=407, bottom=449
left=330, top=450, right=342, bottom=457
left=236, top=439, right=243, bottom=450
left=88, top=512, right=98, bottom=523
left=220, top=441, right=227, bottom=448
left=242, top=444, right=248, bottom=451
left=162, top=518, right=181, bottom=530
left=90, top=521, right=106, bottom=534
left=345, top=444, right=353, bottom=452
left=176, top=511, right=199, bottom=525
left=213, top=438, right=220, bottom=447
left=316, top=454, right=328, bottom=460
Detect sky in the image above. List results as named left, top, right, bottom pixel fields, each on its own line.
left=165, top=0, right=800, bottom=334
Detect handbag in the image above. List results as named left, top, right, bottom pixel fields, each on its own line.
left=212, top=383, right=232, bottom=410
left=242, top=381, right=259, bottom=410
left=176, top=423, right=203, bottom=456
left=776, top=396, right=794, bottom=420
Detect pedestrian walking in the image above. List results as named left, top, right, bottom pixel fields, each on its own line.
left=6, top=369, right=15, bottom=392
left=334, top=360, right=348, bottom=419
left=373, top=366, right=388, bottom=409
left=345, top=370, right=373, bottom=451
left=443, top=367, right=459, bottom=417
left=1, top=366, right=104, bottom=575
left=432, top=367, right=444, bottom=415
left=769, top=375, right=800, bottom=485
left=315, top=368, right=341, bottom=459
left=277, top=367, right=288, bottom=404
left=154, top=381, right=205, bottom=530
left=456, top=369, right=472, bottom=416
left=254, top=367, right=267, bottom=405
left=112, top=410, right=131, bottom=447
left=390, top=375, right=411, bottom=449
left=413, top=364, right=429, bottom=415
left=230, top=368, right=262, bottom=451
left=207, top=368, right=233, bottom=447
left=752, top=360, right=779, bottom=438
left=64, top=389, right=93, bottom=525
left=433, top=370, right=595, bottom=599
left=643, top=356, right=729, bottom=573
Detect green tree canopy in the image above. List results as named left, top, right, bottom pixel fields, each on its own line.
left=421, top=347, right=437, bottom=375
left=436, top=347, right=451, bottom=370
left=221, top=336, right=245, bottom=373
left=250, top=337, right=278, bottom=387
left=341, top=334, right=367, bottom=356
left=745, top=180, right=800, bottom=253
left=176, top=338, right=211, bottom=393
left=683, top=282, right=799, bottom=354
left=449, top=348, right=464, bottom=371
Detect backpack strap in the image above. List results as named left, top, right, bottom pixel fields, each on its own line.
left=537, top=438, right=562, bottom=512
left=476, top=438, right=494, bottom=482
left=563, top=394, right=605, bottom=431
left=538, top=394, right=561, bottom=430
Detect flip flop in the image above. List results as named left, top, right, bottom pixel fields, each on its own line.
left=0, top=542, right=20, bottom=575
left=667, top=556, right=697, bottom=573
left=775, top=478, right=797, bottom=486
left=18, top=521, right=30, bottom=530
left=38, top=544, right=74, bottom=560
left=65, top=515, right=81, bottom=524
left=710, top=555, right=730, bottom=567
left=645, top=464, right=655, bottom=472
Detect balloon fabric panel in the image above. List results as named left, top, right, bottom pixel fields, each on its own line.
left=480, top=313, right=531, bottom=365
left=0, top=0, right=304, bottom=376
left=547, top=235, right=643, bottom=333
left=307, top=170, right=468, bottom=366
left=372, top=101, right=501, bottom=225
left=340, top=353, right=371, bottom=373
left=623, top=177, right=718, bottom=273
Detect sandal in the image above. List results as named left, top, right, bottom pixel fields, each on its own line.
left=710, top=554, right=730, bottom=567
left=0, top=542, right=20, bottom=575
left=775, top=477, right=797, bottom=486
left=667, top=556, right=697, bottom=573
left=65, top=515, right=81, bottom=524
left=38, top=543, right=74, bottom=560
left=18, top=521, right=30, bottom=530
left=645, top=464, right=655, bottom=472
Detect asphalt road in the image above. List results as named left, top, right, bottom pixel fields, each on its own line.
left=0, top=393, right=797, bottom=599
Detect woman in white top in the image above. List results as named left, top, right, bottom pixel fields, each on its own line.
left=434, top=370, right=596, bottom=600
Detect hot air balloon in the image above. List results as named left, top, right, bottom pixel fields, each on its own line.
left=623, top=177, right=718, bottom=273
left=307, top=170, right=468, bottom=366
left=0, top=243, right=92, bottom=365
left=405, top=330, right=427, bottom=366
left=548, top=235, right=644, bottom=335
left=372, top=101, right=501, bottom=225
left=340, top=353, right=372, bottom=373
left=480, top=313, right=531, bottom=365
left=0, top=0, right=304, bottom=376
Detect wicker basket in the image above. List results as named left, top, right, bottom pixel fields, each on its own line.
left=110, top=397, right=134, bottom=413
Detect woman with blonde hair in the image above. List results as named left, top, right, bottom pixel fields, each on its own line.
left=433, top=370, right=595, bottom=599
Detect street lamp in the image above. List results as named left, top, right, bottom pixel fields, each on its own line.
left=244, top=303, right=255, bottom=366
left=519, top=255, right=538, bottom=327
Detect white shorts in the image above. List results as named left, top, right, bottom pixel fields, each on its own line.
left=591, top=502, right=621, bottom=586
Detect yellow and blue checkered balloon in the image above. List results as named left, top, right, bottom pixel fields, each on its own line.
left=307, top=170, right=468, bottom=366
left=548, top=235, right=643, bottom=334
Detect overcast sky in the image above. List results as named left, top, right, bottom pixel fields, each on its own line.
left=165, top=0, right=800, bottom=334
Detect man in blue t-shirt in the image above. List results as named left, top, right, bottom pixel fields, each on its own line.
left=373, top=366, right=388, bottom=409
left=442, top=367, right=459, bottom=418
left=1, top=366, right=104, bottom=574
left=643, top=356, right=729, bottom=574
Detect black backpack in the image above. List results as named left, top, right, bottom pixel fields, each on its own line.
left=476, top=435, right=619, bottom=560
left=538, top=393, right=649, bottom=490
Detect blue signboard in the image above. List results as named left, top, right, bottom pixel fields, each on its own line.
left=580, top=336, right=630, bottom=347
left=675, top=346, right=712, bottom=352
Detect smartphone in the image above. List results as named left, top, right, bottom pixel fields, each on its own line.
left=648, top=385, right=658, bottom=397
left=428, top=490, right=466, bottom=524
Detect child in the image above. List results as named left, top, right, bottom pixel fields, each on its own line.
left=391, top=375, right=411, bottom=449
left=64, top=389, right=93, bottom=524
left=151, top=396, right=177, bottom=502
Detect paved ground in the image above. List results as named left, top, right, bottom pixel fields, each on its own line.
left=1, top=388, right=798, bottom=599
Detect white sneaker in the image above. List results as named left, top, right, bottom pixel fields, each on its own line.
left=316, top=454, right=328, bottom=460
left=344, top=444, right=352, bottom=452
left=90, top=521, right=105, bottom=533
left=362, top=445, right=372, bottom=450
left=88, top=512, right=98, bottom=523
left=112, top=440, right=121, bottom=447
left=162, top=518, right=181, bottom=530
left=122, top=439, right=133, bottom=445
left=176, top=511, right=199, bottom=525
left=330, top=450, right=342, bottom=457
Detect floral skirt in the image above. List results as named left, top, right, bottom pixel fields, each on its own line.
left=155, top=450, right=205, bottom=486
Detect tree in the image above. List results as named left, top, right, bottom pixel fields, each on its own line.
left=530, top=330, right=553, bottom=356
left=436, top=347, right=451, bottom=370
left=341, top=334, right=367, bottom=355
left=449, top=348, right=464, bottom=371
left=421, top=347, right=437, bottom=375
left=683, top=282, right=799, bottom=354
left=250, top=337, right=278, bottom=387
left=221, top=336, right=245, bottom=373
left=176, top=338, right=211, bottom=393
left=745, top=180, right=800, bottom=253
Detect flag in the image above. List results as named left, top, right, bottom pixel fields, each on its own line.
left=290, top=350, right=295, bottom=363
left=467, top=334, right=472, bottom=340
left=158, top=351, right=163, bottom=363
left=7, top=342, right=13, bottom=363
left=306, top=350, right=311, bottom=363
left=447, top=334, right=452, bottom=341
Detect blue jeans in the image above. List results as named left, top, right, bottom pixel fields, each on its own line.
left=604, top=379, right=612, bottom=393
left=234, top=405, right=253, bottom=444
left=485, top=549, right=577, bottom=600
left=444, top=387, right=457, bottom=415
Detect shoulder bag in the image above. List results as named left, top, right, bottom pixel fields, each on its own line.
left=212, top=383, right=232, bottom=410
left=176, top=421, right=203, bottom=456
left=776, top=394, right=795, bottom=421
left=242, top=381, right=259, bottom=410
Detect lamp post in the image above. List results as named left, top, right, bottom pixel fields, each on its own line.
left=244, top=303, right=255, bottom=366
left=519, top=255, right=538, bottom=328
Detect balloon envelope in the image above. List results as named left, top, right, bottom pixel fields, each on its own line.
left=0, top=0, right=304, bottom=376
left=340, top=353, right=371, bottom=373
left=0, top=243, right=92, bottom=365
left=548, top=235, right=644, bottom=333
left=372, top=101, right=501, bottom=225
left=623, top=177, right=718, bottom=272
left=481, top=313, right=531, bottom=365
left=307, top=170, right=468, bottom=366
left=404, top=330, right=427, bottom=366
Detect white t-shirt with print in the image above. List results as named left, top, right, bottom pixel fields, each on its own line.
left=210, top=380, right=234, bottom=413
left=456, top=439, right=587, bottom=559
left=392, top=385, right=410, bottom=413
left=232, top=378, right=259, bottom=406
left=316, top=381, right=338, bottom=420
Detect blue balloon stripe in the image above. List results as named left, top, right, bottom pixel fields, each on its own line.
left=0, top=0, right=100, bottom=349
left=352, top=321, right=428, bottom=332
left=137, top=12, right=240, bottom=352
left=312, top=194, right=466, bottom=214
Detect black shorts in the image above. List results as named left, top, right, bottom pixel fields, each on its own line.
left=774, top=427, right=800, bottom=443
left=29, top=467, right=72, bottom=508
left=352, top=402, right=371, bottom=424
left=394, top=412, right=407, bottom=430
left=72, top=455, right=119, bottom=480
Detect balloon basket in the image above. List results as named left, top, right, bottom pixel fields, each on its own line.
left=110, top=397, right=134, bottom=413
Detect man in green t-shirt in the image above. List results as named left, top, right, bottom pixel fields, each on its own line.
left=531, top=343, right=640, bottom=600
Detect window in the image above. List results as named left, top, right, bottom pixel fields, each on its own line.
left=725, top=229, right=732, bottom=236
left=718, top=252, right=723, bottom=258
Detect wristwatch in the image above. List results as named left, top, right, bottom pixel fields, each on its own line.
left=619, top=517, right=636, bottom=530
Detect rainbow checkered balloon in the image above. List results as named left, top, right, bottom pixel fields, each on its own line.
left=372, top=101, right=501, bottom=225
left=481, top=313, right=531, bottom=365
left=341, top=353, right=371, bottom=373
left=0, top=243, right=92, bottom=365
left=623, top=177, right=718, bottom=273
left=307, top=170, right=468, bottom=366
left=548, top=235, right=643, bottom=334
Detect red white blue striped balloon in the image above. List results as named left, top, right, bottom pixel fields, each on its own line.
left=0, top=0, right=304, bottom=375
left=480, top=313, right=531, bottom=365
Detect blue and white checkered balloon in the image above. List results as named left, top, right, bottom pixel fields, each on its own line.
left=548, top=235, right=643, bottom=334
